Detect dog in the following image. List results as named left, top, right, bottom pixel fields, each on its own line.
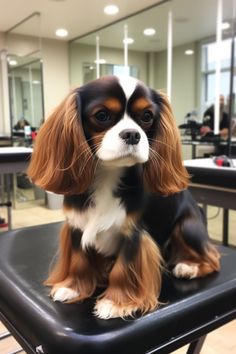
left=28, top=75, right=220, bottom=319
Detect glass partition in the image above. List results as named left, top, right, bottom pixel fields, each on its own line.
left=69, top=0, right=235, bottom=159
left=4, top=13, right=44, bottom=207
left=69, top=1, right=170, bottom=88
left=5, top=12, right=44, bottom=141
left=8, top=59, right=43, bottom=132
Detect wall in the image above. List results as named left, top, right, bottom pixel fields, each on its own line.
left=154, top=41, right=198, bottom=159
left=0, top=33, right=70, bottom=133
left=69, top=42, right=148, bottom=87
left=41, top=38, right=69, bottom=117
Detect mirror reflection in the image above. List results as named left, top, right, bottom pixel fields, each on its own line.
left=8, top=58, right=43, bottom=143
left=5, top=12, right=43, bottom=145
left=69, top=0, right=236, bottom=159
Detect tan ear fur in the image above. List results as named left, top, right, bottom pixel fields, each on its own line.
left=144, top=92, right=189, bottom=194
left=28, top=90, right=96, bottom=195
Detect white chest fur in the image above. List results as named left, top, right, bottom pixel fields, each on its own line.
left=65, top=168, right=126, bottom=256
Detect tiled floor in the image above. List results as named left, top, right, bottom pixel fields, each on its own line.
left=0, top=192, right=236, bottom=353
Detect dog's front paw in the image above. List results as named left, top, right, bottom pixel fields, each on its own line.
left=94, top=299, right=138, bottom=319
left=51, top=287, right=80, bottom=302
left=172, top=262, right=199, bottom=279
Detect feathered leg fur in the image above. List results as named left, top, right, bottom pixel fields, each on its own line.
left=45, top=223, right=108, bottom=302
left=94, top=231, right=162, bottom=319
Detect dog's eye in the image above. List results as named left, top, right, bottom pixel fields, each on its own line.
left=95, top=110, right=111, bottom=122
left=141, top=110, right=154, bottom=124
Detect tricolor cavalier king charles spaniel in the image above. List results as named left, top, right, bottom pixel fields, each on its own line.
left=28, top=75, right=220, bottom=319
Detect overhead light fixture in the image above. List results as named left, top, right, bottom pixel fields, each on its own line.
left=185, top=49, right=194, bottom=55
left=123, top=37, right=134, bottom=44
left=104, top=5, right=119, bottom=15
left=94, top=59, right=107, bottom=64
left=143, top=28, right=156, bottom=36
left=221, top=22, right=230, bottom=30
left=9, top=60, right=18, bottom=66
left=55, top=28, right=68, bottom=37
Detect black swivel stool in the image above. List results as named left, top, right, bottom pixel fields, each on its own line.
left=0, top=222, right=236, bottom=354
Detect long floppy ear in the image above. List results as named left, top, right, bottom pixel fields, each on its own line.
left=28, top=90, right=96, bottom=195
left=144, top=91, right=189, bottom=195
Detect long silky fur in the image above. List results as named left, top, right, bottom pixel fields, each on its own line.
left=45, top=223, right=97, bottom=301
left=95, top=232, right=163, bottom=318
left=144, top=91, right=189, bottom=194
left=28, top=90, right=96, bottom=195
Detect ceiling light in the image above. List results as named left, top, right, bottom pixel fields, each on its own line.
left=185, top=49, right=194, bottom=55
left=104, top=5, right=119, bottom=15
left=55, top=28, right=68, bottom=37
left=94, top=59, right=106, bottom=64
left=123, top=37, right=134, bottom=44
left=221, top=22, right=230, bottom=30
left=9, top=60, right=18, bottom=66
left=143, top=28, right=156, bottom=36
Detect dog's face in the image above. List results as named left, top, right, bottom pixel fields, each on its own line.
left=28, top=75, right=189, bottom=195
left=78, top=76, right=161, bottom=168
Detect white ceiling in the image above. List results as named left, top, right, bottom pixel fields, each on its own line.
left=0, top=0, right=235, bottom=53
left=77, top=0, right=236, bottom=52
left=0, top=0, right=163, bottom=40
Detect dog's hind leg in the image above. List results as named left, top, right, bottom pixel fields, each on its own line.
left=169, top=216, right=220, bottom=279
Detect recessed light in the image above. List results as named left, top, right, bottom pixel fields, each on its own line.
left=104, top=5, right=119, bottom=15
left=55, top=28, right=68, bottom=37
left=9, top=60, right=18, bottom=66
left=185, top=49, right=194, bottom=55
left=221, top=22, right=230, bottom=30
left=143, top=28, right=156, bottom=36
left=94, top=59, right=107, bottom=64
left=123, top=37, right=134, bottom=44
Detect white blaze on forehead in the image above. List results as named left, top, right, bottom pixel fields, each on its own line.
left=117, top=75, right=138, bottom=100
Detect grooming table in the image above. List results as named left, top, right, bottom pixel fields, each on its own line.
left=184, top=158, right=236, bottom=246
left=0, top=147, right=32, bottom=229
left=0, top=222, right=235, bottom=354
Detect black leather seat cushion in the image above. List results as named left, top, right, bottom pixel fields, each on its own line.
left=0, top=222, right=236, bottom=354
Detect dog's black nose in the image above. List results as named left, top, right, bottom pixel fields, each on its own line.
left=119, top=129, right=141, bottom=145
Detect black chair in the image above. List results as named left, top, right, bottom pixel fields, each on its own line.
left=0, top=222, right=236, bottom=354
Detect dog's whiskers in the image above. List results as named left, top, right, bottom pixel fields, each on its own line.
left=148, top=138, right=175, bottom=150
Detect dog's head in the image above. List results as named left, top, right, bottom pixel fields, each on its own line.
left=28, top=75, right=189, bottom=195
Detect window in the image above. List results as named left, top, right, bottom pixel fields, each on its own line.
left=201, top=38, right=236, bottom=112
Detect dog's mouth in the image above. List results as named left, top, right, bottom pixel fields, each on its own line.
left=98, top=148, right=149, bottom=167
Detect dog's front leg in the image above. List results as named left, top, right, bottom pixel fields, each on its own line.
left=94, top=230, right=162, bottom=319
left=45, top=223, right=98, bottom=303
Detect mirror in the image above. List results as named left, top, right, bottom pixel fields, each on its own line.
left=4, top=13, right=45, bottom=207
left=5, top=12, right=43, bottom=145
left=8, top=58, right=43, bottom=140
left=69, top=0, right=235, bottom=160
left=69, top=1, right=170, bottom=87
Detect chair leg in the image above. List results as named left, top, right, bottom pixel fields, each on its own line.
left=186, top=335, right=207, bottom=354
